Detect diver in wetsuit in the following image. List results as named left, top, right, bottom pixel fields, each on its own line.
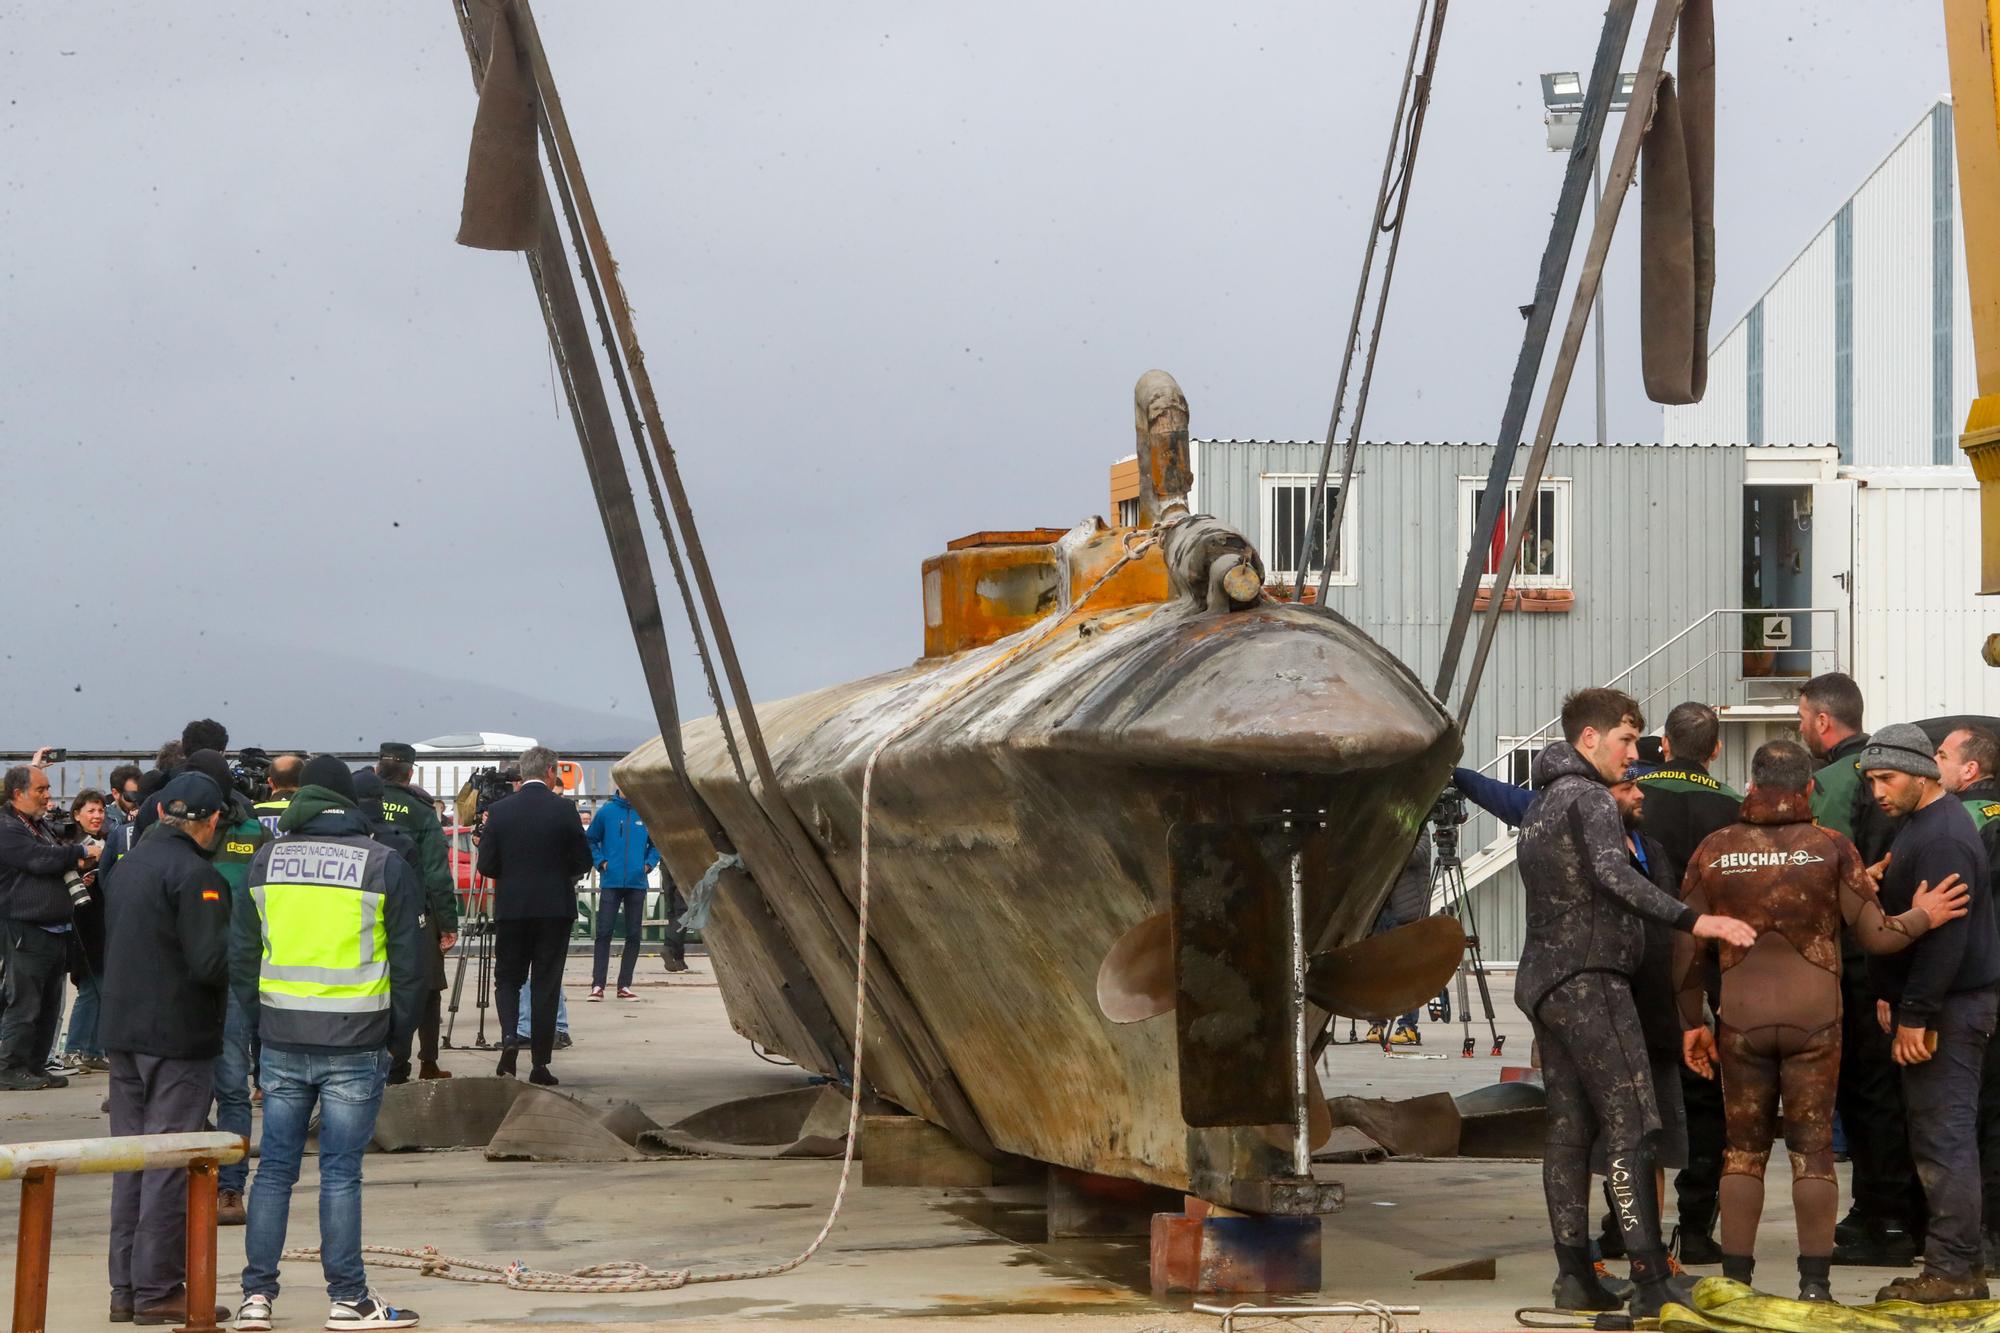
left=1517, top=688, right=1758, bottom=1318
left=1675, top=739, right=1968, bottom=1301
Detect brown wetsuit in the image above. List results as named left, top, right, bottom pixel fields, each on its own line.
left=1674, top=787, right=1934, bottom=1263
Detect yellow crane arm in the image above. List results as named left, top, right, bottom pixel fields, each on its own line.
left=1946, top=0, right=2000, bottom=591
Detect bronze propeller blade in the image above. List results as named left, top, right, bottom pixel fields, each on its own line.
left=1304, top=914, right=1467, bottom=1020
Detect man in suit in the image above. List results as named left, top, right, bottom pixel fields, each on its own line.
left=476, top=747, right=590, bottom=1085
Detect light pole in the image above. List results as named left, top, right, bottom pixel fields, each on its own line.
left=1541, top=70, right=1634, bottom=445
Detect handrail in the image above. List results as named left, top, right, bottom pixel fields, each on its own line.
left=1471, top=606, right=1838, bottom=776
left=6, top=1131, right=242, bottom=1333
left=0, top=1131, right=244, bottom=1181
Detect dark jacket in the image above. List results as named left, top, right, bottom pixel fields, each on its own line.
left=377, top=779, right=457, bottom=931
left=1629, top=829, right=1684, bottom=1058
left=477, top=781, right=593, bottom=920
left=1812, top=732, right=1896, bottom=865
left=1870, top=792, right=2000, bottom=1027
left=586, top=794, right=660, bottom=890
left=1515, top=743, right=1701, bottom=1016
left=239, top=790, right=427, bottom=1054
left=1633, top=760, right=1741, bottom=886
left=1957, top=776, right=2000, bottom=894
left=98, top=823, right=233, bottom=1059
left=0, top=807, right=87, bottom=925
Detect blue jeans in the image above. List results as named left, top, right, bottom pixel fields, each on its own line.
left=242, top=1046, right=386, bottom=1304
left=213, top=991, right=256, bottom=1193
left=592, top=887, right=646, bottom=990
left=515, top=981, right=569, bottom=1038
left=64, top=973, right=102, bottom=1060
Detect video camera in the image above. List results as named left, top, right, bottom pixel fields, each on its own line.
left=458, top=764, right=520, bottom=827
left=230, top=748, right=274, bottom=803
left=1428, top=784, right=1469, bottom=858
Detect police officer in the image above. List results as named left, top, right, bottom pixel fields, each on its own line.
left=252, top=755, right=305, bottom=836
left=1634, top=702, right=1741, bottom=1266
left=1798, top=673, right=1923, bottom=1265
left=374, top=743, right=457, bottom=1082
left=1934, top=724, right=2000, bottom=1270
left=236, top=755, right=424, bottom=1331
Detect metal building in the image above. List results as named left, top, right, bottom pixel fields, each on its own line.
left=1167, top=439, right=2000, bottom=959
left=1665, top=100, right=1977, bottom=464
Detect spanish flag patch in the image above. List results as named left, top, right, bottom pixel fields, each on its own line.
left=201, top=890, right=221, bottom=902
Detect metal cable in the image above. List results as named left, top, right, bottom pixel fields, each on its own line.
left=1292, top=0, right=1446, bottom=604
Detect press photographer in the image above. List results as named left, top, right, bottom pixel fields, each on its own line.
left=0, top=765, right=98, bottom=1092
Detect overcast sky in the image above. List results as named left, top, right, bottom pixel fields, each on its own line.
left=0, top=3, right=1955, bottom=749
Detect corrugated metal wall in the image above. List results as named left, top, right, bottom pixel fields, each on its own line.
left=1665, top=102, right=1972, bottom=463
left=1195, top=439, right=1748, bottom=958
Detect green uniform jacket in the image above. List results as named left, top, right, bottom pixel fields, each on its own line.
left=378, top=781, right=458, bottom=932
left=1810, top=732, right=1896, bottom=865
left=214, top=799, right=271, bottom=994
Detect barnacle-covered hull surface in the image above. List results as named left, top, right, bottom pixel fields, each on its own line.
left=615, top=374, right=1458, bottom=1211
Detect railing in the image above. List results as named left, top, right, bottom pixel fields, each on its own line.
left=1471, top=606, right=1843, bottom=778
left=0, top=749, right=638, bottom=803
left=3, top=1130, right=245, bottom=1333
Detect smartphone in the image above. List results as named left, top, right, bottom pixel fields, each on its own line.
left=42, top=748, right=66, bottom=764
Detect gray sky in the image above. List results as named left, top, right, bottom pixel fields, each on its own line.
left=0, top=3, right=1954, bottom=749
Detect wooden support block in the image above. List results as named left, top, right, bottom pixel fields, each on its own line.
left=1149, top=1207, right=1321, bottom=1294
left=860, top=1114, right=995, bottom=1188
left=1046, top=1166, right=1184, bottom=1239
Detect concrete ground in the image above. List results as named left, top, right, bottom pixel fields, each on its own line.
left=0, top=960, right=1915, bottom=1330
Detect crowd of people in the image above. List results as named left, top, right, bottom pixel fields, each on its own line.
left=0, top=723, right=670, bottom=1330
left=1465, top=672, right=2000, bottom=1315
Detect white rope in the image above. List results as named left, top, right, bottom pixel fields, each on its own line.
left=287, top=531, right=1166, bottom=1294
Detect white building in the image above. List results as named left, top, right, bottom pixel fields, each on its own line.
left=1665, top=100, right=1976, bottom=464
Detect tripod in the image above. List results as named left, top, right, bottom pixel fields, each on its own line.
left=443, top=879, right=497, bottom=1051
left=1428, top=804, right=1505, bottom=1058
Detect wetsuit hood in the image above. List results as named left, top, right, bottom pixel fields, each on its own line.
left=1532, top=741, right=1608, bottom=788
left=1741, top=787, right=1814, bottom=825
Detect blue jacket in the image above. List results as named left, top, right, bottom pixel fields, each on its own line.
left=1451, top=766, right=1536, bottom=828
left=587, top=795, right=660, bottom=890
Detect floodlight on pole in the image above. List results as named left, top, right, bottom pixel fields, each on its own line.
left=1538, top=68, right=1635, bottom=444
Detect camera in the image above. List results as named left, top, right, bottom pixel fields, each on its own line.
left=231, top=748, right=274, bottom=803
left=1429, top=785, right=1469, bottom=829
left=44, top=809, right=80, bottom=842
left=462, top=765, right=519, bottom=822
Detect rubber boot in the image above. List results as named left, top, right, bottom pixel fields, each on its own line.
left=1721, top=1254, right=1754, bottom=1286
left=1630, top=1250, right=1700, bottom=1318
left=1552, top=1243, right=1625, bottom=1312
left=1674, top=1206, right=1724, bottom=1265
left=1798, top=1255, right=1833, bottom=1303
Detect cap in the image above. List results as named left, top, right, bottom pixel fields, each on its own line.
left=1858, top=722, right=1941, bottom=781
left=301, top=754, right=358, bottom=804
left=155, top=772, right=225, bottom=820
left=379, top=742, right=417, bottom=763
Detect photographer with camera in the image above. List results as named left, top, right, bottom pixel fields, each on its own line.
left=0, top=764, right=98, bottom=1091
left=55, top=789, right=111, bottom=1076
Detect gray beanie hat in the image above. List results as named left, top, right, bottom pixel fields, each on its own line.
left=1857, top=722, right=1940, bottom=781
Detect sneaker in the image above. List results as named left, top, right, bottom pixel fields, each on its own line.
left=237, top=1292, right=274, bottom=1331
left=588, top=987, right=604, bottom=1002
left=664, top=955, right=691, bottom=973
left=555, top=1031, right=573, bottom=1050
left=617, top=987, right=638, bottom=1000
left=0, top=1067, right=51, bottom=1092
left=1364, top=1024, right=1384, bottom=1044
left=1388, top=1026, right=1421, bottom=1046
left=529, top=1065, right=560, bottom=1087
left=218, top=1188, right=247, bottom=1226
left=1878, top=1269, right=1992, bottom=1303
left=41, top=1070, right=68, bottom=1089
left=44, top=1057, right=66, bottom=1077
left=327, top=1290, right=419, bottom=1328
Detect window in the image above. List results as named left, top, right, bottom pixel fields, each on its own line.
left=1457, top=477, right=1571, bottom=588
left=1495, top=737, right=1554, bottom=788
left=1259, top=474, right=1357, bottom=586
left=1116, top=497, right=1141, bottom=528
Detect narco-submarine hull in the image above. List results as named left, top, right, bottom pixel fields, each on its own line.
left=615, top=372, right=1459, bottom=1214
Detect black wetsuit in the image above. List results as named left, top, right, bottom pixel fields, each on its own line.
left=1517, top=744, right=1700, bottom=1282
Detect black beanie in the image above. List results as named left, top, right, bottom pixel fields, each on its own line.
left=302, top=754, right=357, bottom=804
left=184, top=749, right=233, bottom=796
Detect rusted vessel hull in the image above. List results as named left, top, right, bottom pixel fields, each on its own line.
left=617, top=587, right=1456, bottom=1204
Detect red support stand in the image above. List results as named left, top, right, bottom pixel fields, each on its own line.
left=1149, top=1198, right=1322, bottom=1294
